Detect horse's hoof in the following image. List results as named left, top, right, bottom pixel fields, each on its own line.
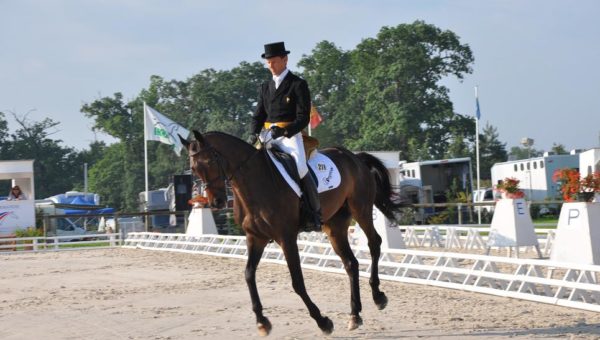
left=347, top=315, right=363, bottom=331
left=257, top=318, right=272, bottom=337
left=375, top=292, right=388, bottom=310
left=319, top=316, right=334, bottom=335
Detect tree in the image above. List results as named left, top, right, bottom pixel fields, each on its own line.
left=478, top=123, right=508, bottom=179
left=299, top=21, right=474, bottom=160
left=508, top=146, right=543, bottom=160
left=82, top=94, right=144, bottom=210
left=297, top=41, right=353, bottom=147
left=81, top=62, right=269, bottom=209
left=551, top=143, right=567, bottom=155
left=0, top=112, right=10, bottom=193
left=0, top=111, right=90, bottom=199
left=87, top=143, right=128, bottom=209
left=81, top=22, right=477, bottom=209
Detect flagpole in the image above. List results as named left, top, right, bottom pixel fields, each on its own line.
left=475, top=86, right=482, bottom=224
left=143, top=102, right=150, bottom=231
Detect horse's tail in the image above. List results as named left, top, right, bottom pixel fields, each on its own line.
left=355, top=152, right=408, bottom=221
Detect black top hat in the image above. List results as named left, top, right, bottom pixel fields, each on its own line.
left=261, top=42, right=290, bottom=59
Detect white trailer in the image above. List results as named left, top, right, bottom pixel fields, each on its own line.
left=579, top=148, right=600, bottom=177
left=491, top=153, right=579, bottom=201
left=398, top=157, right=473, bottom=204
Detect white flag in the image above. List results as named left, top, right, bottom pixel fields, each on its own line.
left=144, top=104, right=190, bottom=155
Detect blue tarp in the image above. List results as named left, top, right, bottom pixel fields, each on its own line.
left=56, top=194, right=115, bottom=215
left=63, top=207, right=115, bottom=215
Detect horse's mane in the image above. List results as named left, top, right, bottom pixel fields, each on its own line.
left=202, top=131, right=257, bottom=151
left=203, top=130, right=245, bottom=142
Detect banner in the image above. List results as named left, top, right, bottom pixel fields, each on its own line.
left=310, top=105, right=323, bottom=129
left=144, top=104, right=190, bottom=155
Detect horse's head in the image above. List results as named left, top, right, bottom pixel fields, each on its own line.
left=179, top=130, right=228, bottom=209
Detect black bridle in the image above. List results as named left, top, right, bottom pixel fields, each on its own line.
left=189, top=140, right=260, bottom=206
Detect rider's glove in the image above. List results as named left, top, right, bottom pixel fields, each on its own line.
left=247, top=134, right=258, bottom=145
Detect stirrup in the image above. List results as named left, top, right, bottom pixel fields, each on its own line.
left=301, top=213, right=322, bottom=232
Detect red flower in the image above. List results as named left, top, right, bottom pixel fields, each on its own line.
left=495, top=177, right=524, bottom=197
left=553, top=168, right=600, bottom=202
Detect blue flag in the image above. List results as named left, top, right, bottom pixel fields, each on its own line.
left=475, top=96, right=481, bottom=120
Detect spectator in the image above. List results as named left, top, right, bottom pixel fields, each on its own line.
left=7, top=186, right=27, bottom=200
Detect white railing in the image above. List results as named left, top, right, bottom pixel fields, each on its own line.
left=123, top=232, right=600, bottom=313
left=0, top=233, right=121, bottom=253
left=395, top=225, right=555, bottom=256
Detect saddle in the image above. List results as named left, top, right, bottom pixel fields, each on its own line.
left=269, top=144, right=318, bottom=187
left=301, top=132, right=319, bottom=160
left=260, top=133, right=341, bottom=197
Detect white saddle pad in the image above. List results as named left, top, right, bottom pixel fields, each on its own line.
left=266, top=150, right=341, bottom=197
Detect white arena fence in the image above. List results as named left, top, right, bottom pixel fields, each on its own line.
left=0, top=223, right=554, bottom=255
left=0, top=233, right=120, bottom=253
left=123, top=231, right=600, bottom=313
left=395, top=224, right=556, bottom=257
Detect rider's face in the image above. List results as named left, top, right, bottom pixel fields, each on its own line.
left=265, top=55, right=287, bottom=76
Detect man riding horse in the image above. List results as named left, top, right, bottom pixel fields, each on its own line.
left=247, top=41, right=322, bottom=231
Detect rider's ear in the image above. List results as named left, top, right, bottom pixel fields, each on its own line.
left=178, top=134, right=190, bottom=149
left=193, top=130, right=205, bottom=146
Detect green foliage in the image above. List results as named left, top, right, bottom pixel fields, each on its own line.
left=81, top=63, right=269, bottom=210
left=395, top=207, right=417, bottom=225
left=15, top=227, right=43, bottom=237
left=87, top=144, right=128, bottom=210
left=509, top=146, right=543, bottom=160
left=478, top=123, right=508, bottom=179
left=1, top=22, right=507, bottom=212
left=300, top=21, right=475, bottom=160
left=0, top=112, right=100, bottom=199
left=551, top=143, right=567, bottom=155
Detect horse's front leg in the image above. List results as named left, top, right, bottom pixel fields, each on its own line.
left=245, top=235, right=271, bottom=336
left=280, top=238, right=334, bottom=335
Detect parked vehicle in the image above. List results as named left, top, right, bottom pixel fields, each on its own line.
left=473, top=188, right=496, bottom=213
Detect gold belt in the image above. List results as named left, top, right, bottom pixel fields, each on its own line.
left=264, top=122, right=292, bottom=129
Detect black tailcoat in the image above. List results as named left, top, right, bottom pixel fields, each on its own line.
left=250, top=71, right=311, bottom=136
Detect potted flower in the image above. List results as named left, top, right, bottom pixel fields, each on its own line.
left=495, top=177, right=525, bottom=199
left=188, top=195, right=210, bottom=208
left=553, top=168, right=600, bottom=202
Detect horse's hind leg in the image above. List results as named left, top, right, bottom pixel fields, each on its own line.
left=350, top=207, right=388, bottom=310
left=280, top=238, right=334, bottom=335
left=245, top=236, right=271, bottom=336
left=325, top=214, right=364, bottom=331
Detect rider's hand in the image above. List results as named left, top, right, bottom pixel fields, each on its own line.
left=270, top=126, right=286, bottom=139
left=247, top=134, right=258, bottom=145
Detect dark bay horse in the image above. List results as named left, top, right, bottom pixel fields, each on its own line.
left=180, top=130, right=404, bottom=336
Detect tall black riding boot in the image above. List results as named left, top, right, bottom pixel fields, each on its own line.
left=300, top=175, right=322, bottom=231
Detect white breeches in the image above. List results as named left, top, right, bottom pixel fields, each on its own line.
left=260, top=129, right=308, bottom=178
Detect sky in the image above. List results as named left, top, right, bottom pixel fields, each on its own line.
left=2, top=0, right=599, bottom=154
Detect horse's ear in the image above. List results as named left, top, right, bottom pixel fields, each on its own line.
left=193, top=130, right=205, bottom=146
left=178, top=134, right=190, bottom=149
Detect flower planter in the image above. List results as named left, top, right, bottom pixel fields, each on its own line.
left=186, top=208, right=218, bottom=235
left=501, top=192, right=525, bottom=199
left=577, top=192, right=596, bottom=202
left=486, top=198, right=541, bottom=258
left=550, top=201, right=600, bottom=265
